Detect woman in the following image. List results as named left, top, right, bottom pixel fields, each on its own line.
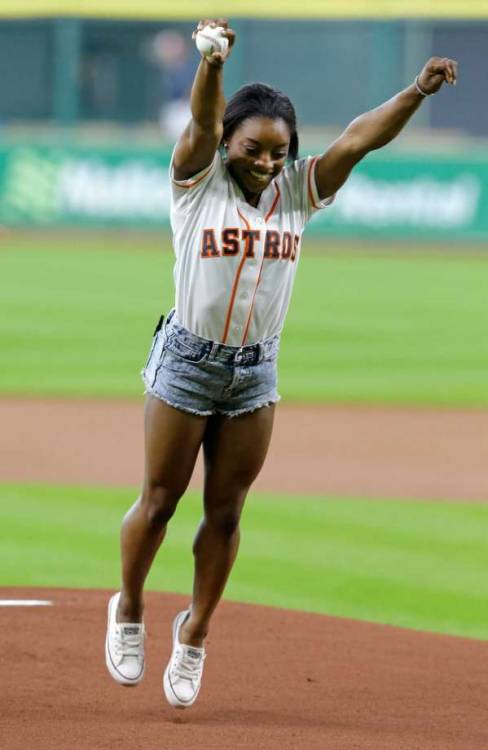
left=105, top=19, right=457, bottom=708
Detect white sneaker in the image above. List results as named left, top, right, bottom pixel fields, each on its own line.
left=105, top=592, right=145, bottom=686
left=163, top=610, right=206, bottom=708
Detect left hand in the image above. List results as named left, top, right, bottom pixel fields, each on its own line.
left=417, top=57, right=458, bottom=95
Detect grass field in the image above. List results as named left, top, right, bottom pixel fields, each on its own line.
left=1, top=232, right=488, bottom=406
left=2, top=481, right=488, bottom=640
left=2, top=232, right=487, bottom=644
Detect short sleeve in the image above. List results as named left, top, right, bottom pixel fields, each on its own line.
left=169, top=147, right=221, bottom=204
left=281, top=155, right=335, bottom=225
left=306, top=155, right=335, bottom=214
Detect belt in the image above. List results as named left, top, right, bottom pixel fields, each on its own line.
left=162, top=310, right=279, bottom=365
left=207, top=341, right=265, bottom=365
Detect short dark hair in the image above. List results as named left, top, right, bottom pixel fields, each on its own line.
left=222, top=83, right=299, bottom=161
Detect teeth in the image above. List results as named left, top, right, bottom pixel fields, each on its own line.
left=250, top=170, right=268, bottom=181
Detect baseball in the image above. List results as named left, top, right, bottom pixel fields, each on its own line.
left=195, top=25, right=229, bottom=58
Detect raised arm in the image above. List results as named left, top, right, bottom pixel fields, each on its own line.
left=315, top=57, right=458, bottom=201
left=172, top=19, right=235, bottom=181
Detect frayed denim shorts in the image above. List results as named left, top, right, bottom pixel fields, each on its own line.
left=141, top=311, right=281, bottom=418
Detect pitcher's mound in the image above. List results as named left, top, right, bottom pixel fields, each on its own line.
left=3, top=587, right=488, bottom=749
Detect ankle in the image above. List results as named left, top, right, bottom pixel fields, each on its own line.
left=179, top=616, right=208, bottom=648
left=117, top=591, right=143, bottom=624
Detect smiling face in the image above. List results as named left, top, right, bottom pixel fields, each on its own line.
left=224, top=116, right=291, bottom=202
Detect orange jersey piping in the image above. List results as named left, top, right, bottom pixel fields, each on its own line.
left=307, top=155, right=321, bottom=210
left=265, top=183, right=281, bottom=222
left=172, top=162, right=214, bottom=190
left=221, top=208, right=251, bottom=344
left=239, top=185, right=280, bottom=343
left=241, top=251, right=265, bottom=346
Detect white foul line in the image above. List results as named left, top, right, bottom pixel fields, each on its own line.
left=0, top=600, right=53, bottom=606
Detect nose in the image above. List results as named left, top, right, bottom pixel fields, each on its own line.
left=253, top=154, right=273, bottom=173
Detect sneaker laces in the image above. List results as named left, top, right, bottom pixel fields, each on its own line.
left=172, top=645, right=205, bottom=684
left=115, top=625, right=144, bottom=659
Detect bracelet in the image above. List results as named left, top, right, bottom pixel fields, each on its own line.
left=414, top=75, right=431, bottom=97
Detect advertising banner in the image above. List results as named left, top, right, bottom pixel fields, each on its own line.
left=0, top=145, right=171, bottom=227
left=0, top=143, right=487, bottom=241
left=308, top=154, right=487, bottom=241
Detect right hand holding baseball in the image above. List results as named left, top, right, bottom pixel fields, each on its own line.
left=193, top=19, right=235, bottom=66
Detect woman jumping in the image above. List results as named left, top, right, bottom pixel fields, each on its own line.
left=105, top=18, right=457, bottom=708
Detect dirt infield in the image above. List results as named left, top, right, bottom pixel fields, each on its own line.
left=4, top=587, right=488, bottom=750
left=2, top=396, right=488, bottom=500
left=4, top=397, right=488, bottom=748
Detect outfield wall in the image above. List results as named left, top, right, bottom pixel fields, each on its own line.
left=1, top=18, right=486, bottom=137
left=1, top=142, right=487, bottom=241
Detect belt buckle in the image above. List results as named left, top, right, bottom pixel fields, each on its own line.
left=234, top=347, right=245, bottom=365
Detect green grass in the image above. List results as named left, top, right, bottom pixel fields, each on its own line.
left=1, top=233, right=488, bottom=405
left=3, top=481, right=488, bottom=640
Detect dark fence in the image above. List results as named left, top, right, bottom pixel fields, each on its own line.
left=0, top=17, right=483, bottom=135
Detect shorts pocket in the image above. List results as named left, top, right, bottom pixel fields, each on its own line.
left=142, top=331, right=166, bottom=388
left=144, top=333, right=159, bottom=370
left=164, top=333, right=208, bottom=363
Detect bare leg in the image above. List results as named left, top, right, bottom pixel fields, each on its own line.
left=118, top=395, right=208, bottom=623
left=179, top=405, right=276, bottom=646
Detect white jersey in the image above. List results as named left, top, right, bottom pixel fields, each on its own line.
left=170, top=149, right=334, bottom=346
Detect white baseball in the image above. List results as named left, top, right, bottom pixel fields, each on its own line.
left=195, top=25, right=229, bottom=58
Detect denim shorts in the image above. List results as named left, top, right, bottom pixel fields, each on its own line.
left=141, top=311, right=281, bottom=417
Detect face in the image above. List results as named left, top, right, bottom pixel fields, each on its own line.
left=224, top=117, right=291, bottom=198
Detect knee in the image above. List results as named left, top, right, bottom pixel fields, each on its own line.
left=140, top=484, right=182, bottom=529
left=205, top=506, right=242, bottom=538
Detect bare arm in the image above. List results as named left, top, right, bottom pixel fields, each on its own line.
left=172, top=19, right=235, bottom=181
left=315, top=57, right=458, bottom=201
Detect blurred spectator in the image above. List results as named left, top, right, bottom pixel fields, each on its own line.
left=150, top=29, right=195, bottom=141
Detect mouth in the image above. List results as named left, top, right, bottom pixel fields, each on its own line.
left=248, top=169, right=271, bottom=185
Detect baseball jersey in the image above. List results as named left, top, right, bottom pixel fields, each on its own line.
left=169, top=149, right=334, bottom=346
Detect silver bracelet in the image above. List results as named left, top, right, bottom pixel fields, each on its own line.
left=414, top=75, right=431, bottom=97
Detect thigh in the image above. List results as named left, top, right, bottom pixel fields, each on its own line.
left=202, top=405, right=276, bottom=508
left=144, top=394, right=208, bottom=497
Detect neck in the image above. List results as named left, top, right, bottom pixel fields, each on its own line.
left=243, top=190, right=261, bottom=207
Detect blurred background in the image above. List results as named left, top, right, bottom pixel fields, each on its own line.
left=2, top=1, right=488, bottom=643
left=0, top=2, right=486, bottom=238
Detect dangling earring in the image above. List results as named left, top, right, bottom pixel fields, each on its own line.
left=222, top=143, right=228, bottom=161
